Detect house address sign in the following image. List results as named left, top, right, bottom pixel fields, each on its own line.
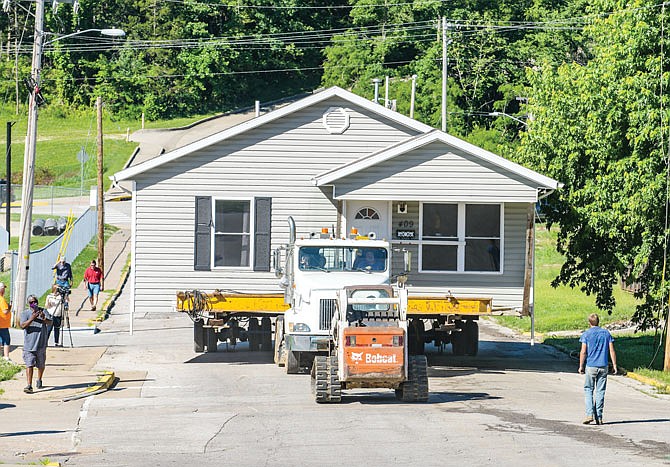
left=395, top=230, right=416, bottom=240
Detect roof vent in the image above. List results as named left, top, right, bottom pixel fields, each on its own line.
left=322, top=107, right=350, bottom=134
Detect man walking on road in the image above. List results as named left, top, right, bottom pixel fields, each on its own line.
left=20, top=295, right=52, bottom=393
left=84, top=259, right=104, bottom=311
left=578, top=313, right=617, bottom=425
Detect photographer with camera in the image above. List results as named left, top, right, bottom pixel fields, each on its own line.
left=52, top=255, right=73, bottom=310
left=45, top=284, right=64, bottom=347
left=20, top=295, right=52, bottom=393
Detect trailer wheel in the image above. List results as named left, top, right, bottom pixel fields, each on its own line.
left=286, top=351, right=300, bottom=374
left=395, top=355, right=429, bottom=402
left=248, top=319, right=260, bottom=351
left=464, top=320, right=479, bottom=356
left=206, top=327, right=218, bottom=353
left=260, top=317, right=273, bottom=351
left=193, top=319, right=205, bottom=353
left=451, top=321, right=466, bottom=356
left=408, top=319, right=425, bottom=355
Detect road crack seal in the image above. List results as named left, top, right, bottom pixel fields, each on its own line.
left=203, top=413, right=238, bottom=454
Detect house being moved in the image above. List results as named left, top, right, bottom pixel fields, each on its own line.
left=112, top=86, right=559, bottom=316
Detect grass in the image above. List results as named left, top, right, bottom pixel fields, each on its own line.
left=0, top=358, right=21, bottom=383
left=494, top=225, right=639, bottom=333
left=543, top=333, right=670, bottom=391
left=0, top=103, right=216, bottom=190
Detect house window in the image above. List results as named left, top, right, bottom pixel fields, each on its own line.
left=420, top=203, right=501, bottom=273
left=214, top=200, right=251, bottom=267
left=355, top=208, right=380, bottom=220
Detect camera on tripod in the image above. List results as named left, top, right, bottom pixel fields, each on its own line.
left=57, top=285, right=70, bottom=297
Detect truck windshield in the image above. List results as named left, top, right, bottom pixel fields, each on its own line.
left=298, top=247, right=387, bottom=272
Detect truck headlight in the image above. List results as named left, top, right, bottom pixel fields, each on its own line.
left=289, top=322, right=311, bottom=332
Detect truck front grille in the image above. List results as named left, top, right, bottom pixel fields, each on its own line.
left=319, top=299, right=336, bottom=330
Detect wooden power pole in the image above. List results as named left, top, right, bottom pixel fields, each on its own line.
left=96, top=97, right=105, bottom=287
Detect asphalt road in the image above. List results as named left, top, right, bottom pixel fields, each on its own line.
left=61, top=300, right=670, bottom=467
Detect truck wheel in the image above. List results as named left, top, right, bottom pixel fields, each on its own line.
left=206, top=327, right=218, bottom=353
left=194, top=319, right=205, bottom=353
left=274, top=317, right=285, bottom=366
left=260, top=317, right=273, bottom=351
left=408, top=319, right=425, bottom=355
left=395, top=355, right=429, bottom=402
left=464, top=321, right=479, bottom=356
left=248, top=319, right=260, bottom=351
left=286, top=351, right=300, bottom=374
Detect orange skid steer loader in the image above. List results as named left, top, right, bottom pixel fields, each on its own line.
left=311, top=285, right=429, bottom=403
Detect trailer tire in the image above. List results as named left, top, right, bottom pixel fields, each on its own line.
left=395, top=355, right=429, bottom=402
left=248, top=319, right=260, bottom=351
left=408, top=319, right=425, bottom=355
left=193, top=319, right=205, bottom=353
left=286, top=350, right=300, bottom=374
left=451, top=322, right=466, bottom=356
left=260, top=317, right=273, bottom=351
left=464, top=320, right=479, bottom=356
left=206, top=327, right=218, bottom=353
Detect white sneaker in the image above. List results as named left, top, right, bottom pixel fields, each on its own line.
left=2, top=356, right=15, bottom=364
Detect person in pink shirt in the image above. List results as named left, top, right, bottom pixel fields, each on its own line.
left=84, top=260, right=104, bottom=311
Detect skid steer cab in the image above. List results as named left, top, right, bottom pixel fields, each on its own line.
left=311, top=285, right=429, bottom=404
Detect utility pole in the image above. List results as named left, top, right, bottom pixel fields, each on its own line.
left=13, top=0, right=45, bottom=325
left=441, top=17, right=448, bottom=133
left=410, top=74, right=417, bottom=119
left=5, top=121, right=14, bottom=238
left=96, top=96, right=104, bottom=289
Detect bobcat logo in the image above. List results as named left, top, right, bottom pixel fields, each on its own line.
left=350, top=351, right=363, bottom=362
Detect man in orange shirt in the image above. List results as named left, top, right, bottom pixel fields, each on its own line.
left=84, top=260, right=104, bottom=311
left=0, top=282, right=13, bottom=362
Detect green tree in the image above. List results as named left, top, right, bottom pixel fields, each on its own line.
left=518, top=0, right=670, bottom=329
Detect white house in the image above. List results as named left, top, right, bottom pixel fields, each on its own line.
left=112, top=86, right=560, bottom=316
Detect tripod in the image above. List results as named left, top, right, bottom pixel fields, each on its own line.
left=56, top=286, right=73, bottom=348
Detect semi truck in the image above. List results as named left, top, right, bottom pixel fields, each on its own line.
left=176, top=217, right=492, bottom=373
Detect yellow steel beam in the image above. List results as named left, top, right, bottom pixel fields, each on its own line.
left=407, top=296, right=492, bottom=316
left=177, top=292, right=289, bottom=314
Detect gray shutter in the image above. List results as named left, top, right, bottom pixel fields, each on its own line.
left=254, top=197, right=272, bottom=271
left=194, top=196, right=212, bottom=271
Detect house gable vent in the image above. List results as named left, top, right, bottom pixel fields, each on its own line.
left=322, top=107, right=350, bottom=134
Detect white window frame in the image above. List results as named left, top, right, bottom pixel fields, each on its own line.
left=418, top=202, right=504, bottom=274
left=211, top=197, right=255, bottom=270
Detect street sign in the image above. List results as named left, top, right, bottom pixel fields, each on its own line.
left=77, top=147, right=89, bottom=163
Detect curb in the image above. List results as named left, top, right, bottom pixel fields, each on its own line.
left=626, top=371, right=670, bottom=392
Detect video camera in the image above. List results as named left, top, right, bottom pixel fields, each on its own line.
left=57, top=285, right=71, bottom=297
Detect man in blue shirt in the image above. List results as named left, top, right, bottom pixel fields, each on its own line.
left=578, top=313, right=618, bottom=425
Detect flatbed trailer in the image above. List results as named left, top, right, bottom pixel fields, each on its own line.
left=176, top=290, right=492, bottom=356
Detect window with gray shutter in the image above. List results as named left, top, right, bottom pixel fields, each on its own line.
left=194, top=196, right=212, bottom=270
left=254, top=197, right=272, bottom=271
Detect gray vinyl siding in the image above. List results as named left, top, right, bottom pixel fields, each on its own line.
left=390, top=202, right=529, bottom=309
left=130, top=97, right=420, bottom=313
left=333, top=142, right=540, bottom=202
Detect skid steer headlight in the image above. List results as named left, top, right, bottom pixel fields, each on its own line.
left=393, top=335, right=403, bottom=347
left=289, top=322, right=310, bottom=332
left=345, top=335, right=356, bottom=347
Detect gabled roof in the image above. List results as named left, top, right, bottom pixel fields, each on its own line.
left=112, top=86, right=435, bottom=182
left=312, top=130, right=562, bottom=190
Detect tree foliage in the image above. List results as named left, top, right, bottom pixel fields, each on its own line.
left=517, top=0, right=670, bottom=328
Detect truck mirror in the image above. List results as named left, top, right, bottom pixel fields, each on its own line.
left=272, top=249, right=284, bottom=278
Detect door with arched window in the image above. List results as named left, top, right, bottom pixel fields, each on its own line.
left=345, top=201, right=390, bottom=240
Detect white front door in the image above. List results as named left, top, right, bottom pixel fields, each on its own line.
left=345, top=201, right=390, bottom=240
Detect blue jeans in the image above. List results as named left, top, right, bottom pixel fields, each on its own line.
left=584, top=366, right=608, bottom=418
